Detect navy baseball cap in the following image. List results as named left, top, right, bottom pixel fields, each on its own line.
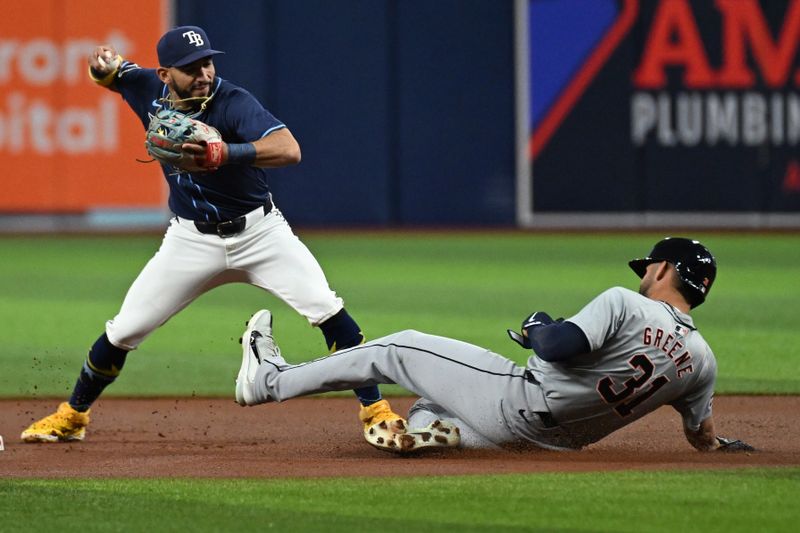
left=157, top=26, right=224, bottom=67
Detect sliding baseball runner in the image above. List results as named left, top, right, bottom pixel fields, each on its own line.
left=235, top=238, right=754, bottom=453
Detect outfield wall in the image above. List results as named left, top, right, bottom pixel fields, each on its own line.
left=519, top=0, right=800, bottom=229
left=1, top=0, right=798, bottom=230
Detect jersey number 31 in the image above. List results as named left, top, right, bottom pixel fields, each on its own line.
left=596, top=354, right=669, bottom=417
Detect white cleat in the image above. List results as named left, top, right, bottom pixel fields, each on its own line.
left=365, top=418, right=461, bottom=454
left=235, top=309, right=280, bottom=406
left=397, top=419, right=461, bottom=453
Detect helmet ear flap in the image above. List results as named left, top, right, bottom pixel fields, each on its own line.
left=674, top=258, right=716, bottom=308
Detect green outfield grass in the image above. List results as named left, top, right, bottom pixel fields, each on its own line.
left=1, top=232, right=798, bottom=397
left=1, top=468, right=798, bottom=532
left=2, top=232, right=798, bottom=532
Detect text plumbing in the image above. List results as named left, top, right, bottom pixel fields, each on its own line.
left=630, top=0, right=800, bottom=148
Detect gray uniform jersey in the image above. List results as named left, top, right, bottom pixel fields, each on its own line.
left=527, top=287, right=717, bottom=447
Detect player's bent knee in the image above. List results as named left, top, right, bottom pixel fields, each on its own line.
left=105, top=324, right=148, bottom=351
left=105, top=313, right=169, bottom=350
left=383, top=329, right=422, bottom=343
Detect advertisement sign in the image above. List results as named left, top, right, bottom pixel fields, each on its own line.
left=519, top=0, right=800, bottom=227
left=0, top=1, right=167, bottom=214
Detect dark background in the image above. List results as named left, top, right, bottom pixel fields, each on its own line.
left=176, top=0, right=517, bottom=226
left=176, top=0, right=799, bottom=227
left=532, top=0, right=800, bottom=215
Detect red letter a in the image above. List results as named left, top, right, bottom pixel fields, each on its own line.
left=634, top=0, right=715, bottom=88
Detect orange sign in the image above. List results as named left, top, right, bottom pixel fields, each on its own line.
left=0, top=0, right=168, bottom=213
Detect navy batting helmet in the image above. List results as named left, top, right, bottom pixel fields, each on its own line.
left=629, top=237, right=717, bottom=308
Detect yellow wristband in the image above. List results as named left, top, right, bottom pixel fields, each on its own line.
left=88, top=55, right=122, bottom=87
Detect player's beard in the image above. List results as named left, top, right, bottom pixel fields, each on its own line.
left=170, top=78, right=214, bottom=110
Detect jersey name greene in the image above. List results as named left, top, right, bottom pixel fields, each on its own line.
left=527, top=287, right=716, bottom=447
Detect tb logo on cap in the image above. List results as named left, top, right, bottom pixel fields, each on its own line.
left=183, top=30, right=205, bottom=47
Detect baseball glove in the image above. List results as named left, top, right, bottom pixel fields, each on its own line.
left=145, top=109, right=224, bottom=172
left=716, top=436, right=755, bottom=452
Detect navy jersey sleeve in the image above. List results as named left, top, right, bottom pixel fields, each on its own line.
left=217, top=86, right=285, bottom=143
left=528, top=322, right=590, bottom=362
left=113, top=61, right=164, bottom=128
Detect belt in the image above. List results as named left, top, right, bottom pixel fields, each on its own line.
left=192, top=198, right=272, bottom=238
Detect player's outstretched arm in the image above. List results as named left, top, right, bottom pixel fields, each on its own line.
left=684, top=416, right=719, bottom=451
left=87, top=45, right=122, bottom=90
left=684, top=416, right=755, bottom=452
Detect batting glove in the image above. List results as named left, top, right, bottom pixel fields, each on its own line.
left=716, top=436, right=755, bottom=452
left=507, top=311, right=555, bottom=349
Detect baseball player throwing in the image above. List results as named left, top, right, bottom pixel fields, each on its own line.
left=235, top=238, right=754, bottom=453
left=21, top=26, right=402, bottom=444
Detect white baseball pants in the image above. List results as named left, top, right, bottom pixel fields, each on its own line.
left=106, top=206, right=343, bottom=350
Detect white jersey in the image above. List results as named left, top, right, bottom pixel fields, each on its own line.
left=526, top=287, right=716, bottom=448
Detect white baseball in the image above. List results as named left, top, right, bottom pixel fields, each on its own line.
left=98, top=51, right=120, bottom=71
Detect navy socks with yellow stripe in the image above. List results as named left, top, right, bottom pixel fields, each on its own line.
left=68, top=333, right=128, bottom=412
left=319, top=309, right=381, bottom=406
left=67, top=312, right=380, bottom=412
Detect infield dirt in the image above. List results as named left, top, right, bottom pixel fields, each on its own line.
left=1, top=396, right=796, bottom=478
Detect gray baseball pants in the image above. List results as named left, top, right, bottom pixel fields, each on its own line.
left=251, top=329, right=569, bottom=449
